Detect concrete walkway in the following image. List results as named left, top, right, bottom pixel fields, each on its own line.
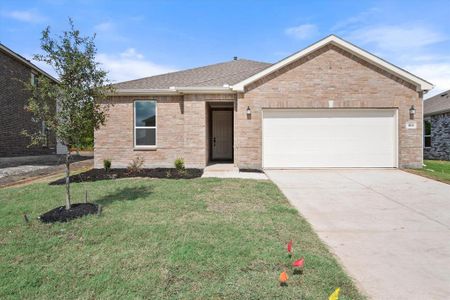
left=202, top=163, right=267, bottom=179
left=266, top=169, right=450, bottom=300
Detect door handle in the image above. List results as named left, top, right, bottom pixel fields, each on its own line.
left=213, top=137, right=216, bottom=147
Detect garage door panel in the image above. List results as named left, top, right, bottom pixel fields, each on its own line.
left=263, top=109, right=397, bottom=168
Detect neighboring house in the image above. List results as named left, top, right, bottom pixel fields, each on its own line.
left=0, top=43, right=61, bottom=157
left=95, top=35, right=433, bottom=170
left=424, top=90, right=450, bottom=160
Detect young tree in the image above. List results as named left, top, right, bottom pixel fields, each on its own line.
left=24, top=19, right=113, bottom=209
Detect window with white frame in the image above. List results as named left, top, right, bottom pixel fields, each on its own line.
left=31, top=72, right=36, bottom=85
left=31, top=72, right=36, bottom=86
left=424, top=119, right=431, bottom=148
left=41, top=121, right=48, bottom=147
left=134, top=100, right=156, bottom=147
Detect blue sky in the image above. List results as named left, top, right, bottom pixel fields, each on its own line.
left=1, top=0, right=449, bottom=97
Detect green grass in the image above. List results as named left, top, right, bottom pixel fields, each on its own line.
left=408, top=160, right=450, bottom=184
left=0, top=177, right=364, bottom=299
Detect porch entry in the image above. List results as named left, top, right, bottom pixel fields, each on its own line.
left=208, top=103, right=234, bottom=161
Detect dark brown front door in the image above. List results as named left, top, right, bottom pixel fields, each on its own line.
left=211, top=110, right=233, bottom=160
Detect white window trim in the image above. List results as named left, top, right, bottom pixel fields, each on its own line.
left=424, top=118, right=432, bottom=148
left=31, top=72, right=36, bottom=86
left=134, top=100, right=157, bottom=149
left=41, top=121, right=48, bottom=147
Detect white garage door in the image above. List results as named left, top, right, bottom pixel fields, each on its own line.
left=262, top=109, right=397, bottom=168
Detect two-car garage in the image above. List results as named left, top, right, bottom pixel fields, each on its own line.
left=262, top=109, right=398, bottom=168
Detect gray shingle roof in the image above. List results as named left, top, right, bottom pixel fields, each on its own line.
left=424, top=90, right=450, bottom=116
left=113, top=59, right=271, bottom=89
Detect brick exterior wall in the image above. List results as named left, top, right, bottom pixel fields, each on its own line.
left=95, top=45, right=423, bottom=169
left=94, top=94, right=236, bottom=168
left=0, top=50, right=56, bottom=157
left=424, top=113, right=450, bottom=160
left=236, top=45, right=423, bottom=169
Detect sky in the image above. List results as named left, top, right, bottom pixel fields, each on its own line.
left=1, top=0, right=450, bottom=97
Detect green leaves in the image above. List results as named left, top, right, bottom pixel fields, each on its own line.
left=25, top=18, right=114, bottom=149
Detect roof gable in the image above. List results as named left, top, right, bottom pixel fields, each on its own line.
left=231, top=35, right=433, bottom=92
left=0, top=43, right=58, bottom=83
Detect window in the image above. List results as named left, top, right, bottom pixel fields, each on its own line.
left=41, top=121, right=48, bottom=147
left=31, top=72, right=37, bottom=86
left=134, top=100, right=156, bottom=147
left=424, top=119, right=431, bottom=148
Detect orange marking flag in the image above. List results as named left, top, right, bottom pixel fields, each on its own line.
left=279, top=271, right=289, bottom=283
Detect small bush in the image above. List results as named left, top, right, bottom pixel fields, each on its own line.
left=174, top=157, right=185, bottom=172
left=103, top=159, right=111, bottom=172
left=128, top=156, right=144, bottom=173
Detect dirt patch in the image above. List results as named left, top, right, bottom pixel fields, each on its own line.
left=49, top=168, right=203, bottom=185
left=40, top=203, right=99, bottom=223
left=0, top=159, right=93, bottom=189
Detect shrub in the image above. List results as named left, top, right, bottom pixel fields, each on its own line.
left=174, top=157, right=185, bottom=172
left=103, top=159, right=111, bottom=172
left=127, top=156, right=144, bottom=173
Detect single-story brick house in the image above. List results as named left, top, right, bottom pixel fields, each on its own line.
left=424, top=90, right=450, bottom=160
left=95, top=35, right=433, bottom=170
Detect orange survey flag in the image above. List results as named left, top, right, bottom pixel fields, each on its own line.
left=329, top=287, right=340, bottom=300
left=279, top=271, right=289, bottom=283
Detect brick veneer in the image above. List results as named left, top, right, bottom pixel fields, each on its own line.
left=236, top=45, right=423, bottom=169
left=95, top=45, right=423, bottom=169
left=0, top=50, right=56, bottom=157
left=94, top=94, right=236, bottom=168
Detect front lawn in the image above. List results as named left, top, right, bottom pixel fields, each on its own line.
left=407, top=160, right=450, bottom=184
left=0, top=177, right=363, bottom=299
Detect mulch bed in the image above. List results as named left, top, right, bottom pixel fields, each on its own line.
left=39, top=203, right=99, bottom=223
left=49, top=168, right=203, bottom=185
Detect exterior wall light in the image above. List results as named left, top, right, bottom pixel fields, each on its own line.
left=246, top=106, right=251, bottom=116
left=409, top=105, right=416, bottom=120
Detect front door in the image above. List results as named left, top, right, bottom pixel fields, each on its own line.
left=212, top=110, right=233, bottom=160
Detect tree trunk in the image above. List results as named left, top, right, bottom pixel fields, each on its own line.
left=65, top=147, right=71, bottom=210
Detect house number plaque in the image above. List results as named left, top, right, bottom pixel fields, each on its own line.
left=406, top=121, right=417, bottom=129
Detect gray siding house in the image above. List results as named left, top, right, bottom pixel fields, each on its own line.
left=424, top=90, right=450, bottom=160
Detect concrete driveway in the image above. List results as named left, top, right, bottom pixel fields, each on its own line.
left=266, top=169, right=450, bottom=300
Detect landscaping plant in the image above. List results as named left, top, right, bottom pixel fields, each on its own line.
left=23, top=18, right=113, bottom=210
left=103, top=159, right=112, bottom=172
left=174, top=157, right=185, bottom=172
left=127, top=156, right=144, bottom=174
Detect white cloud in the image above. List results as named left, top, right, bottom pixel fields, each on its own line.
left=334, top=18, right=450, bottom=94
left=406, top=63, right=450, bottom=97
left=346, top=25, right=447, bottom=52
left=97, top=48, right=176, bottom=83
left=285, top=24, right=318, bottom=40
left=94, top=21, right=114, bottom=32
left=332, top=8, right=380, bottom=32
left=331, top=8, right=450, bottom=95
left=1, top=10, right=46, bottom=23
left=120, top=48, right=143, bottom=59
